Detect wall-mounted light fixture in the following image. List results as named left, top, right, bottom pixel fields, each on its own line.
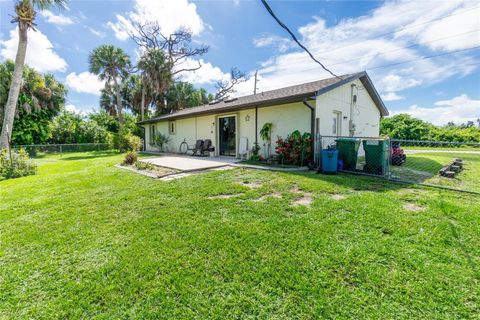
left=245, top=115, right=250, bottom=122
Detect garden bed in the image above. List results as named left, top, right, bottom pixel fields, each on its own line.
left=116, top=161, right=179, bottom=178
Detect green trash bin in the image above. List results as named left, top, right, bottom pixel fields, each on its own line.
left=362, top=139, right=389, bottom=175
left=335, top=138, right=361, bottom=171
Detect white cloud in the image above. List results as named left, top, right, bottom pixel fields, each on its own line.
left=392, top=94, right=480, bottom=125
left=379, top=74, right=422, bottom=92
left=176, top=59, right=229, bottom=85
left=396, top=5, right=480, bottom=51
left=253, top=33, right=293, bottom=53
left=108, top=0, right=204, bottom=41
left=87, top=27, right=106, bottom=38
left=0, top=28, right=67, bottom=73
left=66, top=72, right=104, bottom=95
left=248, top=1, right=479, bottom=97
left=382, top=92, right=404, bottom=102
left=65, top=104, right=89, bottom=116
left=40, top=10, right=74, bottom=26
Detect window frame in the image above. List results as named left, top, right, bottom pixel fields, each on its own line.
left=168, top=121, right=176, bottom=135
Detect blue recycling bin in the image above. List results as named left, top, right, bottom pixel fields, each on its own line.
left=321, top=149, right=338, bottom=174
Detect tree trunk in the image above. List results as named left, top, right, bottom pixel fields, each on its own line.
left=0, top=23, right=28, bottom=149
left=141, top=85, right=145, bottom=121
left=113, top=78, right=124, bottom=132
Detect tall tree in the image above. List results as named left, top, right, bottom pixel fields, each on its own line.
left=215, top=68, right=247, bottom=101
left=0, top=60, right=67, bottom=145
left=130, top=22, right=208, bottom=76
left=137, top=48, right=173, bottom=115
left=166, top=82, right=212, bottom=110
left=89, top=45, right=131, bottom=131
left=0, top=0, right=67, bottom=149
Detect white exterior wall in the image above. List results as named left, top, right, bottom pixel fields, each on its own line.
left=315, top=79, right=381, bottom=138
left=142, top=102, right=310, bottom=157
left=257, top=102, right=310, bottom=155
left=142, top=82, right=382, bottom=157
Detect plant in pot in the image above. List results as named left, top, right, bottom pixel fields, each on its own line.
left=259, top=123, right=273, bottom=160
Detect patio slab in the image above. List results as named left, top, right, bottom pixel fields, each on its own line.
left=140, top=155, right=239, bottom=171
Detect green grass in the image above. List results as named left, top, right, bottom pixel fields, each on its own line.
left=240, top=159, right=302, bottom=168
left=1, top=151, right=479, bottom=319
left=392, top=152, right=480, bottom=192
left=402, top=146, right=480, bottom=151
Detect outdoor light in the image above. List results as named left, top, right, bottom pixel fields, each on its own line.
left=245, top=115, right=250, bottom=122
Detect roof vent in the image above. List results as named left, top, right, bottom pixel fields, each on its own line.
left=224, top=98, right=238, bottom=103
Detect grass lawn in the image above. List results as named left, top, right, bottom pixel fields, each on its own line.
left=391, top=152, right=480, bottom=192
left=1, top=151, right=479, bottom=319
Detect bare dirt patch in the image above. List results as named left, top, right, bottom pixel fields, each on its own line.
left=290, top=185, right=301, bottom=193
left=292, top=193, right=313, bottom=207
left=253, top=192, right=283, bottom=202
left=330, top=194, right=346, bottom=201
left=403, top=203, right=426, bottom=212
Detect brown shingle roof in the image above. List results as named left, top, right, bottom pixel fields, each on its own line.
left=138, top=71, right=387, bottom=124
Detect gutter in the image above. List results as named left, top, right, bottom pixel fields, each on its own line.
left=302, top=98, right=315, bottom=136
left=302, top=98, right=316, bottom=164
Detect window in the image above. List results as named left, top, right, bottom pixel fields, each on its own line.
left=169, top=121, right=176, bottom=135
left=150, top=124, right=156, bottom=145
left=332, top=111, right=341, bottom=135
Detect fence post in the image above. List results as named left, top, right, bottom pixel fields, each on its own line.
left=60, top=144, right=62, bottom=155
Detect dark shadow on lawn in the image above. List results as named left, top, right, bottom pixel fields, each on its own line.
left=287, top=170, right=408, bottom=193
left=59, top=151, right=120, bottom=161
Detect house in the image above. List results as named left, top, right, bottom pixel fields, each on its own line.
left=138, top=71, right=388, bottom=159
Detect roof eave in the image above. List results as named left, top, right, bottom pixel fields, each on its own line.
left=137, top=92, right=316, bottom=124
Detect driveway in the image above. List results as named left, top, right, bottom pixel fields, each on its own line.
left=140, top=155, right=240, bottom=172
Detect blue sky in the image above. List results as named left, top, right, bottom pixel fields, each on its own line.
left=0, top=0, right=479, bottom=125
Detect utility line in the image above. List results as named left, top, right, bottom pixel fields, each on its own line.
left=260, top=0, right=340, bottom=79
left=313, top=4, right=480, bottom=57
left=325, top=29, right=480, bottom=68
left=366, top=46, right=480, bottom=71
left=296, top=45, right=480, bottom=74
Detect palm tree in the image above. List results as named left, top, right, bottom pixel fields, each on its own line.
left=137, top=49, right=172, bottom=115
left=89, top=45, right=131, bottom=131
left=0, top=0, right=67, bottom=149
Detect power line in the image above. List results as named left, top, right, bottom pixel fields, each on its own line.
left=326, top=29, right=480, bottom=68
left=313, top=4, right=480, bottom=57
left=260, top=0, right=340, bottom=79
left=366, top=45, right=480, bottom=71
left=296, top=45, right=480, bottom=74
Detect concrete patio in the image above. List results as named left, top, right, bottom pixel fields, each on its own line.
left=140, top=155, right=240, bottom=172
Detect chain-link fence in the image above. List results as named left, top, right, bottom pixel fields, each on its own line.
left=317, top=136, right=480, bottom=194
left=13, top=143, right=112, bottom=157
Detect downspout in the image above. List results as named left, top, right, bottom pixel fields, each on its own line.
left=255, top=106, right=258, bottom=146
left=302, top=98, right=315, bottom=165
left=302, top=98, right=315, bottom=139
left=349, top=83, right=357, bottom=137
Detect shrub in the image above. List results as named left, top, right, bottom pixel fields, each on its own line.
left=275, top=130, right=312, bottom=166
left=154, top=133, right=171, bottom=152
left=123, top=151, right=138, bottom=165
left=0, top=148, right=37, bottom=180
left=135, top=161, right=154, bottom=171
left=115, top=131, right=143, bottom=152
